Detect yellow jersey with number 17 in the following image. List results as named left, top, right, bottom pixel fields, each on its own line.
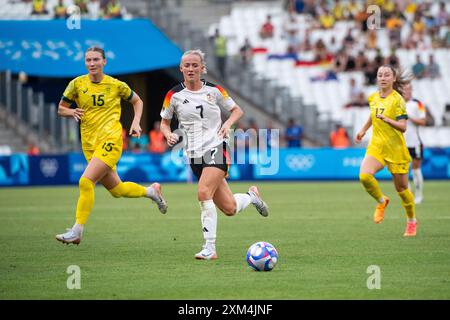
left=367, top=90, right=411, bottom=164
left=62, top=74, right=134, bottom=151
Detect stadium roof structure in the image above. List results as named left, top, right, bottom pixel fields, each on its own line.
left=0, top=19, right=182, bottom=77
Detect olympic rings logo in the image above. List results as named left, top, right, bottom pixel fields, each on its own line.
left=285, top=154, right=315, bottom=171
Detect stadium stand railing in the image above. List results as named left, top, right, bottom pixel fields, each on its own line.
left=0, top=71, right=80, bottom=154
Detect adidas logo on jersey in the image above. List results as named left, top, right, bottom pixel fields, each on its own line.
left=183, top=99, right=189, bottom=104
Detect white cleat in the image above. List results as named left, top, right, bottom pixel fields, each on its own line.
left=147, top=183, right=168, bottom=214
left=55, top=228, right=82, bottom=245
left=248, top=186, right=269, bottom=217
left=195, top=245, right=218, bottom=260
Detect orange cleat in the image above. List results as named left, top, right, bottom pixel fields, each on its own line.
left=403, top=220, right=417, bottom=237
left=373, top=196, right=390, bottom=223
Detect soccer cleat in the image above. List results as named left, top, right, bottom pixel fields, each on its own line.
left=148, top=183, right=168, bottom=214
left=195, top=245, right=218, bottom=260
left=55, top=228, right=82, bottom=245
left=248, top=186, right=269, bottom=217
left=373, top=196, right=390, bottom=223
left=403, top=220, right=417, bottom=237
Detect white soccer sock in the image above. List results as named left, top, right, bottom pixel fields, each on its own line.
left=72, top=223, right=84, bottom=235
left=146, top=186, right=155, bottom=198
left=233, top=193, right=252, bottom=213
left=412, top=169, right=424, bottom=197
left=200, top=200, right=217, bottom=245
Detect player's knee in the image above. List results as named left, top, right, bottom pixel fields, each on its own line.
left=221, top=203, right=237, bottom=216
left=359, top=173, right=372, bottom=185
left=197, top=186, right=213, bottom=201
left=108, top=183, right=124, bottom=198
left=79, top=177, right=94, bottom=193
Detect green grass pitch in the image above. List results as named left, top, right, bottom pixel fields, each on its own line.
left=1, top=181, right=449, bottom=299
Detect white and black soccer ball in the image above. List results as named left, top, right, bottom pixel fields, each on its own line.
left=246, top=241, right=278, bottom=271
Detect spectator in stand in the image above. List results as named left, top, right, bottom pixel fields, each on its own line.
left=284, top=10, right=300, bottom=54
left=342, top=29, right=355, bottom=50
left=345, top=78, right=363, bottom=108
left=331, top=0, right=345, bottom=21
left=355, top=50, right=370, bottom=72
left=239, top=38, right=253, bottom=68
left=148, top=121, right=167, bottom=154
left=329, top=124, right=350, bottom=148
left=412, top=54, right=426, bottom=79
left=318, top=7, right=335, bottom=29
left=385, top=48, right=400, bottom=70
left=104, top=0, right=122, bottom=19
left=436, top=1, right=449, bottom=28
left=313, top=39, right=329, bottom=63
left=88, top=0, right=102, bottom=19
left=211, top=28, right=228, bottom=79
left=260, top=15, right=274, bottom=39
left=355, top=6, right=370, bottom=32
left=27, top=142, right=40, bottom=156
left=74, top=0, right=88, bottom=15
left=365, top=29, right=378, bottom=50
left=365, top=49, right=384, bottom=85
left=299, top=28, right=313, bottom=51
left=346, top=0, right=361, bottom=20
left=328, top=36, right=340, bottom=56
left=285, top=118, right=303, bottom=148
left=426, top=54, right=441, bottom=79
left=32, top=0, right=48, bottom=15
left=386, top=11, right=404, bottom=49
left=333, top=49, right=348, bottom=73
left=53, top=0, right=67, bottom=19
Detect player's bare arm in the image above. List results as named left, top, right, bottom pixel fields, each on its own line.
left=57, top=100, right=84, bottom=122
left=376, top=114, right=407, bottom=132
left=219, top=104, right=244, bottom=139
left=129, top=92, right=143, bottom=138
left=160, top=118, right=178, bottom=146
left=355, top=116, right=372, bottom=143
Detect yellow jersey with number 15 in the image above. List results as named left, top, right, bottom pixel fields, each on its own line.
left=62, top=74, right=134, bottom=151
left=367, top=90, right=411, bottom=164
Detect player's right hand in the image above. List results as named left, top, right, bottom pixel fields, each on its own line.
left=72, top=108, right=84, bottom=122
left=355, top=131, right=365, bottom=144
left=167, top=133, right=179, bottom=147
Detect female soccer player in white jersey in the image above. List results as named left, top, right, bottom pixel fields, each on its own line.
left=403, top=83, right=426, bottom=204
left=160, top=49, right=269, bottom=260
left=55, top=47, right=167, bottom=245
left=355, top=65, right=417, bottom=237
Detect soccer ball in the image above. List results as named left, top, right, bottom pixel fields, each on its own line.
left=246, top=241, right=278, bottom=271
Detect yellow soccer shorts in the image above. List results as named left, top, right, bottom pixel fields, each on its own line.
left=366, top=145, right=410, bottom=175
left=83, top=139, right=123, bottom=170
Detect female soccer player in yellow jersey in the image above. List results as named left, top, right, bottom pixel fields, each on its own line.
left=55, top=47, right=168, bottom=245
left=355, top=65, right=417, bottom=237
left=160, top=50, right=269, bottom=260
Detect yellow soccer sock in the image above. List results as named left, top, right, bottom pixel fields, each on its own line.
left=359, top=173, right=384, bottom=203
left=75, top=177, right=95, bottom=225
left=398, top=189, right=415, bottom=219
left=109, top=182, right=146, bottom=198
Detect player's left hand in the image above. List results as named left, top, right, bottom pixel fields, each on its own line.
left=376, top=114, right=386, bottom=122
left=219, top=124, right=230, bottom=139
left=129, top=121, right=142, bottom=138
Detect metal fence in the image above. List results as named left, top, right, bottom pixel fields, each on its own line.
left=0, top=71, right=80, bottom=153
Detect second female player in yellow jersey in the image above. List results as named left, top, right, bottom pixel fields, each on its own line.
left=355, top=65, right=417, bottom=237
left=55, top=47, right=167, bottom=245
